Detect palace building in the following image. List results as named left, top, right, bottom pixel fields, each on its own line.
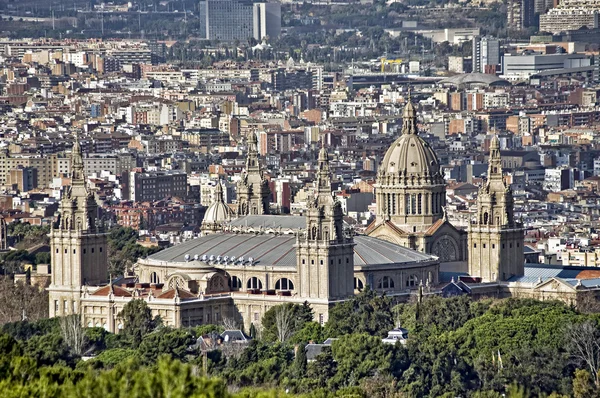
left=48, top=130, right=440, bottom=332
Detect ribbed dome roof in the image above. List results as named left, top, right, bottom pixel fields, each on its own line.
left=203, top=182, right=233, bottom=224
left=379, top=100, right=442, bottom=181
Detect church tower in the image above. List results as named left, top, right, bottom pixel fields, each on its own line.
left=296, top=144, right=355, bottom=302
left=237, top=132, right=270, bottom=216
left=48, top=134, right=108, bottom=317
left=468, top=136, right=524, bottom=282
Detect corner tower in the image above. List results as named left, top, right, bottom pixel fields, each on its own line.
left=468, top=136, right=524, bottom=282
left=48, top=134, right=108, bottom=317
left=296, top=144, right=355, bottom=302
left=237, top=132, right=270, bottom=216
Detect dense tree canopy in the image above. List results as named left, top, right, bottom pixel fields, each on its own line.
left=0, top=295, right=598, bottom=397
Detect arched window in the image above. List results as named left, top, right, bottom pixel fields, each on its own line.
left=406, top=274, right=419, bottom=287
left=411, top=194, right=416, bottom=214
left=150, top=272, right=160, bottom=284
left=247, top=277, right=263, bottom=290
left=405, top=195, right=410, bottom=214
left=417, top=193, right=422, bottom=215
left=354, top=277, right=364, bottom=290
left=229, top=276, right=242, bottom=290
left=483, top=212, right=489, bottom=225
left=275, top=278, right=294, bottom=290
left=377, top=276, right=395, bottom=289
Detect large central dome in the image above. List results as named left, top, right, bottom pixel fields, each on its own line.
left=373, top=98, right=447, bottom=232
left=379, top=100, right=442, bottom=182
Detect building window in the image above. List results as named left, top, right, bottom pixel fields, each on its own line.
left=406, top=274, right=419, bottom=287
left=474, top=243, right=477, bottom=248
left=311, top=260, right=314, bottom=265
left=320, top=260, right=323, bottom=265
left=64, top=249, right=67, bottom=254
left=56, top=248, right=59, bottom=254
left=100, top=247, right=103, bottom=252
left=483, top=244, right=486, bottom=248
left=354, top=277, right=364, bottom=290
left=377, top=276, right=395, bottom=289
left=492, top=244, right=495, bottom=249
left=229, top=276, right=242, bottom=290
left=275, top=278, right=294, bottom=290
left=54, top=300, right=59, bottom=313
left=254, top=312, right=259, bottom=322
left=83, top=249, right=86, bottom=254
left=73, top=249, right=76, bottom=254
left=302, top=259, right=305, bottom=264
left=150, top=272, right=160, bottom=284
left=319, top=314, right=324, bottom=326
left=418, top=193, right=422, bottom=215
left=247, top=277, right=263, bottom=290
left=91, top=248, right=95, bottom=253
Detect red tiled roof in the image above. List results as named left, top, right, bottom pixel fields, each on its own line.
left=156, top=288, right=197, bottom=299
left=91, top=284, right=132, bottom=297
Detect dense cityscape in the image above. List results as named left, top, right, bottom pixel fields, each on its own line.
left=2, top=0, right=600, bottom=396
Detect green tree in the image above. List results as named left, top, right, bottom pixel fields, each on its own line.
left=325, top=288, right=393, bottom=338
left=261, top=302, right=313, bottom=343
left=118, top=299, right=159, bottom=348
left=573, top=369, right=596, bottom=398
left=139, top=328, right=196, bottom=364
left=294, top=343, right=307, bottom=378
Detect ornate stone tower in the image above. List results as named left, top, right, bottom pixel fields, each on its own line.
left=296, top=144, right=355, bottom=302
left=237, top=132, right=270, bottom=216
left=468, top=136, right=524, bottom=282
left=48, top=134, right=108, bottom=317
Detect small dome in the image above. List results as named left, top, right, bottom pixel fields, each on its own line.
left=203, top=182, right=233, bottom=225
left=379, top=101, right=441, bottom=179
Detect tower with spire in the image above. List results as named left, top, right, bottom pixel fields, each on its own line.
left=237, top=132, right=270, bottom=216
left=48, top=133, right=108, bottom=317
left=296, top=143, right=355, bottom=305
left=468, top=135, right=524, bottom=282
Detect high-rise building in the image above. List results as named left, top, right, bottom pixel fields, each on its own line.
left=199, top=0, right=281, bottom=41
left=507, top=0, right=535, bottom=30
left=48, top=134, right=108, bottom=317
left=472, top=36, right=500, bottom=74
left=468, top=136, right=524, bottom=282
left=253, top=3, right=281, bottom=41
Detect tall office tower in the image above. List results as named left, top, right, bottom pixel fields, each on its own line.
left=472, top=36, right=500, bottom=74
left=199, top=0, right=254, bottom=41
left=198, top=0, right=281, bottom=41
left=253, top=3, right=281, bottom=41
left=508, top=0, right=535, bottom=29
